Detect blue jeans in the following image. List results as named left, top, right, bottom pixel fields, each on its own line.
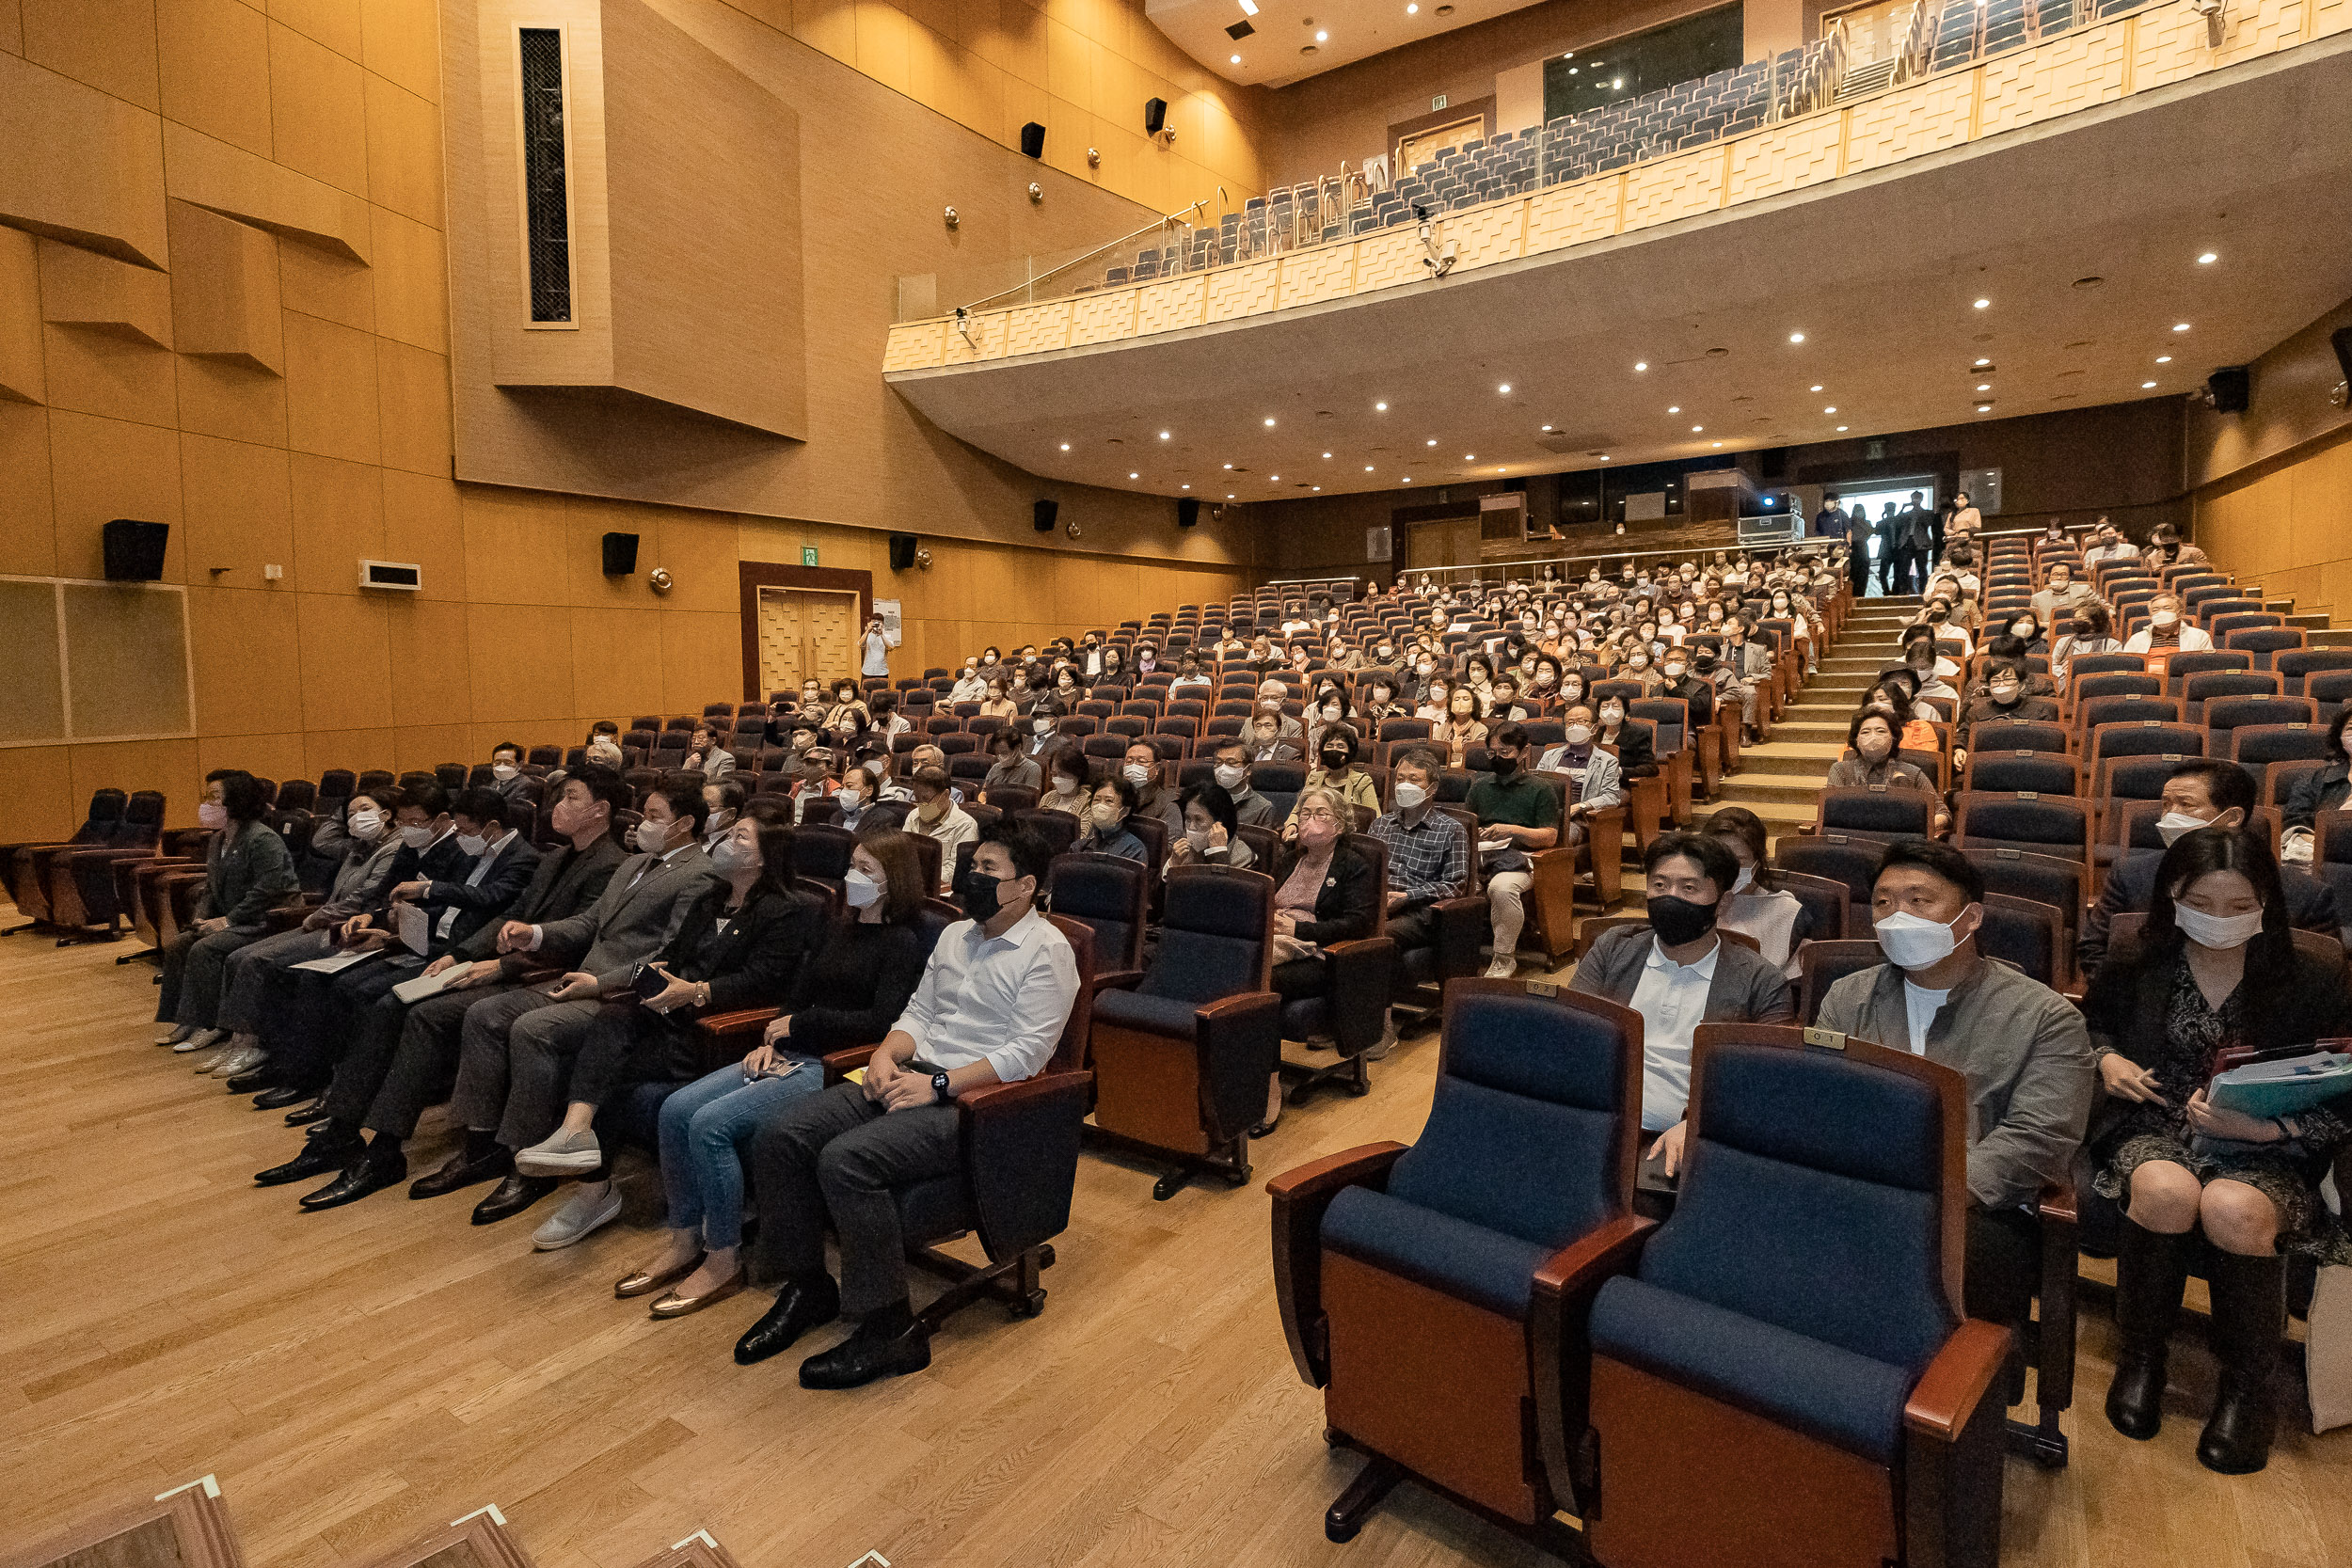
left=658, top=1059, right=823, bottom=1249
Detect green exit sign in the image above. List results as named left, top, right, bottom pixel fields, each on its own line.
left=801, top=546, right=818, bottom=566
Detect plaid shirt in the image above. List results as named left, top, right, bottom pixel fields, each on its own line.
left=1371, top=807, right=1470, bottom=906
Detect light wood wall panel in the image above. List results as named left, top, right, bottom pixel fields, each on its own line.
left=2195, top=424, right=2352, bottom=623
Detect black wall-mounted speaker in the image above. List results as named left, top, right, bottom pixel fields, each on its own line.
left=102, top=518, right=168, bottom=581
left=1176, top=497, right=1200, bottom=529
left=1760, top=446, right=1790, bottom=480
left=1144, top=97, right=1168, bottom=135
left=2330, top=325, right=2352, bottom=387
left=600, top=531, right=639, bottom=575
left=1033, top=499, right=1058, bottom=533
left=1020, top=121, right=1045, bottom=159
left=888, top=532, right=918, bottom=571
left=2205, top=367, right=2250, bottom=414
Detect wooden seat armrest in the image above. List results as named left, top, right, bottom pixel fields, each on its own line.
left=1263, top=1140, right=1410, bottom=1203
left=2036, top=1176, right=2078, bottom=1227
left=1903, top=1319, right=2014, bottom=1442
left=697, top=1006, right=780, bottom=1039
left=1196, top=990, right=1280, bottom=1024
left=1531, top=1213, right=1659, bottom=1513
left=1268, top=1141, right=1410, bottom=1386
left=820, top=1043, right=880, bottom=1083
left=1530, top=1212, right=1659, bottom=1303
left=1093, top=967, right=1148, bottom=992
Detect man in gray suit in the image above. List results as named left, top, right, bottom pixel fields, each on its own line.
left=445, top=776, right=721, bottom=1227
left=1815, top=837, right=2093, bottom=1393
left=1567, top=832, right=1793, bottom=1187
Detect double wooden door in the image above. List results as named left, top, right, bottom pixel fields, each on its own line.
left=758, top=587, right=859, bottom=697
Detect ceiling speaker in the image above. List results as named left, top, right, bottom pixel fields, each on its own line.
left=1144, top=97, right=1168, bottom=135
left=1020, top=121, right=1044, bottom=159
left=101, top=518, right=168, bottom=582
left=2204, top=367, right=2250, bottom=414
left=600, top=531, right=639, bottom=575
left=1033, top=499, right=1058, bottom=533
left=888, top=532, right=918, bottom=571
left=1176, top=497, right=1200, bottom=528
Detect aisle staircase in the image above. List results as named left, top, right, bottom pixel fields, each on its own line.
left=1713, top=594, right=1921, bottom=844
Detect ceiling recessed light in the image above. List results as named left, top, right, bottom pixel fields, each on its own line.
left=1059, top=442, right=1071, bottom=451
left=1181, top=483, right=1190, bottom=489
left=1322, top=451, right=1331, bottom=458
left=1364, top=465, right=1375, bottom=471
left=1426, top=438, right=1437, bottom=446
left=1788, top=332, right=1804, bottom=343
left=1810, top=384, right=1823, bottom=392
left=1691, top=425, right=1702, bottom=433
left=1976, top=384, right=1990, bottom=391
left=2142, top=381, right=2157, bottom=388
left=1227, top=493, right=1235, bottom=499
left=1312, top=485, right=1321, bottom=491
left=1223, top=463, right=1233, bottom=468
left=1315, top=29, right=1327, bottom=40
left=1836, top=425, right=1848, bottom=432
left=1406, top=2, right=1417, bottom=12
left=1464, top=453, right=1475, bottom=460
left=1401, top=477, right=1412, bottom=483
left=1634, top=361, right=1647, bottom=372
left=1238, top=0, right=1258, bottom=14
left=1823, top=406, right=1836, bottom=413
left=1230, top=53, right=1241, bottom=63
left=1667, top=404, right=1680, bottom=413
left=1158, top=430, right=1170, bottom=439
left=1711, top=442, right=1722, bottom=448
left=1375, top=401, right=1388, bottom=411
left=1598, top=455, right=1609, bottom=462
left=1128, top=471, right=1139, bottom=479
left=1498, top=383, right=1511, bottom=393
left=1976, top=404, right=1993, bottom=413
left=2198, top=251, right=2217, bottom=263
left=2156, top=355, right=2172, bottom=363
left=2173, top=323, right=2191, bottom=332
left=1263, top=416, right=1276, bottom=425
left=1975, top=357, right=1991, bottom=367
left=1269, top=474, right=1279, bottom=481
left=1541, top=424, right=1553, bottom=432
left=1973, top=298, right=1990, bottom=309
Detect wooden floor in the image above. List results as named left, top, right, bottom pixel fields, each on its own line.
left=3, top=918, right=2349, bottom=1568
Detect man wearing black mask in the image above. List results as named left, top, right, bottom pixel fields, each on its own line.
left=1463, top=724, right=1558, bottom=980
left=1567, top=832, right=1792, bottom=1196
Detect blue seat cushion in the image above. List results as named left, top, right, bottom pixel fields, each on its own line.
left=1321, top=1184, right=1549, bottom=1318
left=1093, top=987, right=1200, bottom=1037
left=1591, top=1276, right=1919, bottom=1463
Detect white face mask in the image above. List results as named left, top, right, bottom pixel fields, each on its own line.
left=633, top=818, right=674, bottom=853
left=399, top=824, right=435, bottom=849
left=455, top=832, right=488, bottom=858
left=346, top=808, right=386, bottom=841
left=2172, top=902, right=2265, bottom=950
left=843, top=867, right=882, bottom=909
left=491, top=764, right=518, bottom=782
left=1185, top=826, right=1214, bottom=850
left=1565, top=724, right=1594, bottom=746
left=835, top=785, right=863, bottom=811
left=2152, top=610, right=2179, bottom=627
left=1215, top=763, right=1247, bottom=791
left=2155, top=810, right=2211, bottom=847
left=1874, top=909, right=1966, bottom=971
left=1599, top=706, right=1625, bottom=725
left=1731, top=864, right=1756, bottom=895
left=1034, top=719, right=1054, bottom=735
left=709, top=839, right=755, bottom=873
left=1393, top=781, right=1428, bottom=810
left=1090, top=802, right=1124, bottom=831
left=705, top=807, right=737, bottom=836
left=1121, top=763, right=1152, bottom=786
left=1053, top=775, right=1082, bottom=795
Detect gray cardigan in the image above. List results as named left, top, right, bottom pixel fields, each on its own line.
left=1568, top=924, right=1794, bottom=1031
left=1815, top=955, right=2094, bottom=1211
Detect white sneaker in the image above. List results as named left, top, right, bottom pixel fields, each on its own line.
left=172, top=1027, right=225, bottom=1054
left=191, top=1047, right=230, bottom=1073
left=210, top=1043, right=266, bottom=1078
left=532, top=1181, right=622, bottom=1250
left=1483, top=955, right=1518, bottom=980
left=515, top=1127, right=603, bottom=1176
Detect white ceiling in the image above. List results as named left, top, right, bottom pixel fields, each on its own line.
left=1146, top=0, right=1547, bottom=87
left=888, top=42, right=2352, bottom=504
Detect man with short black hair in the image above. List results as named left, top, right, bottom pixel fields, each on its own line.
left=2076, top=759, right=2336, bottom=975
left=905, top=765, right=977, bottom=891
left=487, top=741, right=532, bottom=804
left=1465, top=723, right=1559, bottom=979
left=739, top=824, right=1079, bottom=1387
left=1213, top=738, right=1279, bottom=828
left=1370, top=747, right=1470, bottom=1018
left=1816, top=838, right=2094, bottom=1377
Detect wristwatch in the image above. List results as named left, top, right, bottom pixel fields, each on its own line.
left=931, top=1070, right=953, bottom=1104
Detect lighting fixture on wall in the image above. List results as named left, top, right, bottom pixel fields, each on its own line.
left=648, top=567, right=675, bottom=594
left=943, top=206, right=959, bottom=229
left=1087, top=147, right=1100, bottom=166
left=1027, top=182, right=1043, bottom=203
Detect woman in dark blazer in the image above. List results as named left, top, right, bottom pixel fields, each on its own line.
left=156, top=768, right=299, bottom=1049
left=2078, top=827, right=2352, bottom=1473
left=1256, top=784, right=1380, bottom=1135
left=1594, top=695, right=1659, bottom=779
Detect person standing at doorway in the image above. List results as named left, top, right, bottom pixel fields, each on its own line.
left=1875, top=503, right=1903, bottom=594
left=860, top=613, right=899, bottom=682
left=1847, top=503, right=1877, bottom=598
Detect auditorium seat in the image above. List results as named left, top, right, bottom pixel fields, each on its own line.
left=1276, top=832, right=1399, bottom=1106
left=1269, top=981, right=1645, bottom=1548
left=1817, top=785, right=1936, bottom=842
left=1584, top=1024, right=2010, bottom=1568
left=1775, top=834, right=1883, bottom=910
left=3, top=787, right=126, bottom=928
left=1087, top=865, right=1281, bottom=1199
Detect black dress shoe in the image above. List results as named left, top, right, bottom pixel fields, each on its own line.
left=282, top=1100, right=329, bottom=1126
left=798, top=1320, right=931, bottom=1390
left=298, top=1147, right=408, bottom=1211
left=255, top=1132, right=361, bottom=1187
left=470, top=1173, right=558, bottom=1225
left=225, top=1069, right=275, bottom=1095
left=734, top=1276, right=842, bottom=1366
left=253, top=1084, right=310, bottom=1111
left=408, top=1148, right=512, bottom=1199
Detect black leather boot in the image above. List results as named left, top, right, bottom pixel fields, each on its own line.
left=734, top=1275, right=842, bottom=1366
left=2198, top=1249, right=2285, bottom=1475
left=2105, top=1218, right=2192, bottom=1440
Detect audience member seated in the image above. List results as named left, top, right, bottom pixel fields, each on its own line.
left=152, top=770, right=299, bottom=1058
left=257, top=771, right=631, bottom=1204
left=1076, top=777, right=1149, bottom=863
left=2124, top=592, right=2213, bottom=654
left=1245, top=709, right=1300, bottom=763
left=2082, top=759, right=2337, bottom=975
left=508, top=810, right=827, bottom=1261
left=1288, top=724, right=1377, bottom=832
left=1535, top=702, right=1624, bottom=848
left=682, top=725, right=736, bottom=780
left=785, top=745, right=837, bottom=823
left=1814, top=838, right=2095, bottom=1394
left=1827, top=711, right=1947, bottom=832
left=2280, top=706, right=2352, bottom=862
left=1041, top=744, right=1092, bottom=816
left=1121, top=741, right=1184, bottom=837
left=739, top=824, right=1077, bottom=1388
left=486, top=742, right=533, bottom=806
left=1212, top=741, right=1280, bottom=827
left=1259, top=784, right=1382, bottom=1132
left=2032, top=561, right=2097, bottom=626
left=1431, top=689, right=1489, bottom=768
left=1467, top=724, right=1560, bottom=980
left=980, top=728, right=1040, bottom=800
left=903, top=766, right=977, bottom=891
left=1163, top=783, right=1255, bottom=877
left=834, top=762, right=892, bottom=832
left=1705, top=806, right=1811, bottom=976
left=1369, top=749, right=1471, bottom=990
left=2078, top=826, right=2352, bottom=1473
left=1567, top=832, right=1793, bottom=1182
left=434, top=779, right=719, bottom=1227
left=1955, top=659, right=2060, bottom=765
left=701, top=778, right=747, bottom=853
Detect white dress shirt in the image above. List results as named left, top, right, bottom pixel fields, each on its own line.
left=1629, top=934, right=1721, bottom=1132
left=892, top=907, right=1080, bottom=1083
left=436, top=829, right=517, bottom=940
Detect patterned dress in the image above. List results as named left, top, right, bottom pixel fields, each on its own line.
left=2090, top=958, right=2352, bottom=1264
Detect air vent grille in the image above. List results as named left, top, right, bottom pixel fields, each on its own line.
left=519, top=28, right=572, bottom=325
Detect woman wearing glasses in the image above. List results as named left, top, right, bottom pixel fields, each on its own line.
left=1253, top=784, right=1380, bottom=1137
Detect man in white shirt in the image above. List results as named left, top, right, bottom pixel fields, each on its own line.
left=2122, top=592, right=2215, bottom=654
left=859, top=613, right=900, bottom=679
left=740, top=824, right=1079, bottom=1387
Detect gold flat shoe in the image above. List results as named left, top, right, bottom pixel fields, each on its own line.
left=615, top=1254, right=703, bottom=1299
left=649, top=1271, right=744, bottom=1319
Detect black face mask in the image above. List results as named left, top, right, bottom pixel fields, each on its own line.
left=1321, top=750, right=1349, bottom=768
left=1646, top=893, right=1720, bottom=946
left=1488, top=752, right=1518, bottom=777
left=954, top=865, right=1007, bottom=924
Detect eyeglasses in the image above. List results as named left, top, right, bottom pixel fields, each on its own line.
left=1295, top=808, right=1339, bottom=823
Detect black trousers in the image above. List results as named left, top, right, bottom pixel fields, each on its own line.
left=1386, top=907, right=1438, bottom=997
left=748, top=1080, right=962, bottom=1316
left=1271, top=956, right=1325, bottom=1005
left=570, top=1002, right=702, bottom=1110
left=1848, top=549, right=1872, bottom=600
left=1966, top=1202, right=2041, bottom=1402
left=326, top=977, right=526, bottom=1137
